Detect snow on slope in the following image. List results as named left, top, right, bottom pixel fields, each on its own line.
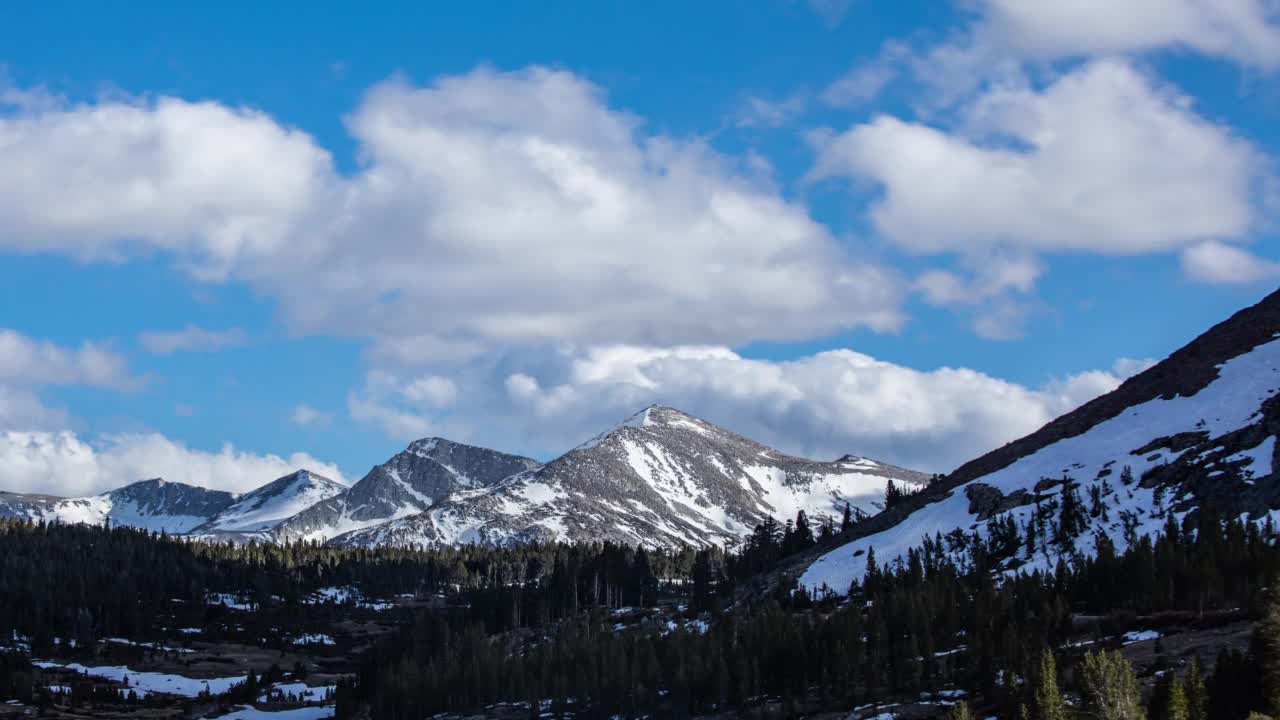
left=801, top=305, right=1280, bottom=595
left=270, top=438, right=542, bottom=542
left=195, top=470, right=347, bottom=533
left=0, top=479, right=236, bottom=533
left=32, top=660, right=245, bottom=697
left=332, top=405, right=931, bottom=550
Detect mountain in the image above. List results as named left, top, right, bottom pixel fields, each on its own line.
left=191, top=469, right=347, bottom=536
left=0, top=478, right=236, bottom=534
left=799, top=287, right=1280, bottom=596
left=330, top=405, right=930, bottom=549
left=271, top=438, right=542, bottom=542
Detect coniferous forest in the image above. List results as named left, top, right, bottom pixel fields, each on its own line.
left=4, top=504, right=1280, bottom=719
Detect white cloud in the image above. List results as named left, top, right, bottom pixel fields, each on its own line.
left=139, top=326, right=247, bottom=354
left=289, top=404, right=334, bottom=427
left=976, top=0, right=1280, bottom=68
left=0, top=329, right=135, bottom=389
left=348, top=344, right=1150, bottom=474
left=0, top=431, right=347, bottom=497
left=0, top=387, right=69, bottom=432
left=822, top=41, right=911, bottom=107
left=0, top=91, right=332, bottom=278
left=1181, top=239, right=1280, bottom=284
left=915, top=253, right=1044, bottom=339
left=812, top=60, right=1264, bottom=258
left=347, top=371, right=436, bottom=440
left=403, top=375, right=458, bottom=409
left=895, top=0, right=1280, bottom=104
left=0, top=68, right=904, bottom=358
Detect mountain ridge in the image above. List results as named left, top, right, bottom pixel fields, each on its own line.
left=798, top=287, right=1280, bottom=596
left=331, top=404, right=929, bottom=549
left=0, top=406, right=930, bottom=551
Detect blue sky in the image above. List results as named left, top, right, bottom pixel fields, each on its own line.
left=1, top=1, right=1278, bottom=496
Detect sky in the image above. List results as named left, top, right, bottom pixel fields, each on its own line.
left=1, top=0, right=1278, bottom=496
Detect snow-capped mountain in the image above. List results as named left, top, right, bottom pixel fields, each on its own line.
left=270, top=438, right=542, bottom=542
left=0, top=478, right=236, bottom=534
left=331, top=405, right=930, bottom=549
left=800, top=288, right=1280, bottom=596
left=191, top=470, right=347, bottom=536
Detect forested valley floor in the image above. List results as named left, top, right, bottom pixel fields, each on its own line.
left=2, top=509, right=1279, bottom=720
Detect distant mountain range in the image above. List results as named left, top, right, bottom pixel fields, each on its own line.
left=12, top=289, right=1277, bottom=564
left=0, top=406, right=929, bottom=550
left=799, top=287, right=1280, bottom=596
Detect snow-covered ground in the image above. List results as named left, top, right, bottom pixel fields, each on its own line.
left=103, top=637, right=194, bottom=654
left=305, top=586, right=393, bottom=610
left=208, top=593, right=256, bottom=610
left=288, top=634, right=335, bottom=646
left=201, top=471, right=346, bottom=533
left=258, top=682, right=335, bottom=702
left=211, top=706, right=335, bottom=720
left=32, top=660, right=244, bottom=697
left=801, top=337, right=1280, bottom=595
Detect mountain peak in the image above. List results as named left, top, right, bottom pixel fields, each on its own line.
left=404, top=436, right=491, bottom=457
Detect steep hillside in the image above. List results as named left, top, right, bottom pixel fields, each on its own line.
left=192, top=469, right=347, bottom=535
left=800, top=288, right=1280, bottom=595
left=272, top=438, right=541, bottom=542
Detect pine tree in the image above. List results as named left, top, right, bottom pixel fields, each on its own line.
left=1032, top=650, right=1068, bottom=720
left=1257, top=593, right=1280, bottom=718
left=1168, top=676, right=1191, bottom=720
left=841, top=502, right=854, bottom=533
left=1120, top=465, right=1135, bottom=485
left=1079, top=649, right=1143, bottom=720
left=950, top=700, right=975, bottom=720
left=885, top=480, right=904, bottom=508
left=1186, top=656, right=1208, bottom=720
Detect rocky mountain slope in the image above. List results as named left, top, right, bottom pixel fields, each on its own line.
left=331, top=405, right=930, bottom=549
left=0, top=408, right=928, bottom=551
left=191, top=469, right=347, bottom=537
left=0, top=479, right=236, bottom=533
left=270, top=438, right=542, bottom=542
left=800, top=287, right=1280, bottom=596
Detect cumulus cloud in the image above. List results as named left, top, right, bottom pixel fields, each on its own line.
left=0, top=329, right=136, bottom=389
left=1181, top=240, right=1280, bottom=284
left=812, top=60, right=1263, bottom=257
left=0, top=67, right=904, bottom=358
left=0, top=431, right=347, bottom=497
left=894, top=0, right=1280, bottom=104
left=347, top=344, right=1151, bottom=473
left=974, top=0, right=1280, bottom=68
left=0, top=91, right=332, bottom=277
left=139, top=326, right=247, bottom=354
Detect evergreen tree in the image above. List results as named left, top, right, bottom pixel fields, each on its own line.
left=1079, top=649, right=1143, bottom=720
left=1168, top=677, right=1190, bottom=720
left=1257, top=593, right=1280, bottom=718
left=885, top=480, right=905, bottom=509
left=1186, top=656, right=1208, bottom=720
left=1032, top=650, right=1068, bottom=720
